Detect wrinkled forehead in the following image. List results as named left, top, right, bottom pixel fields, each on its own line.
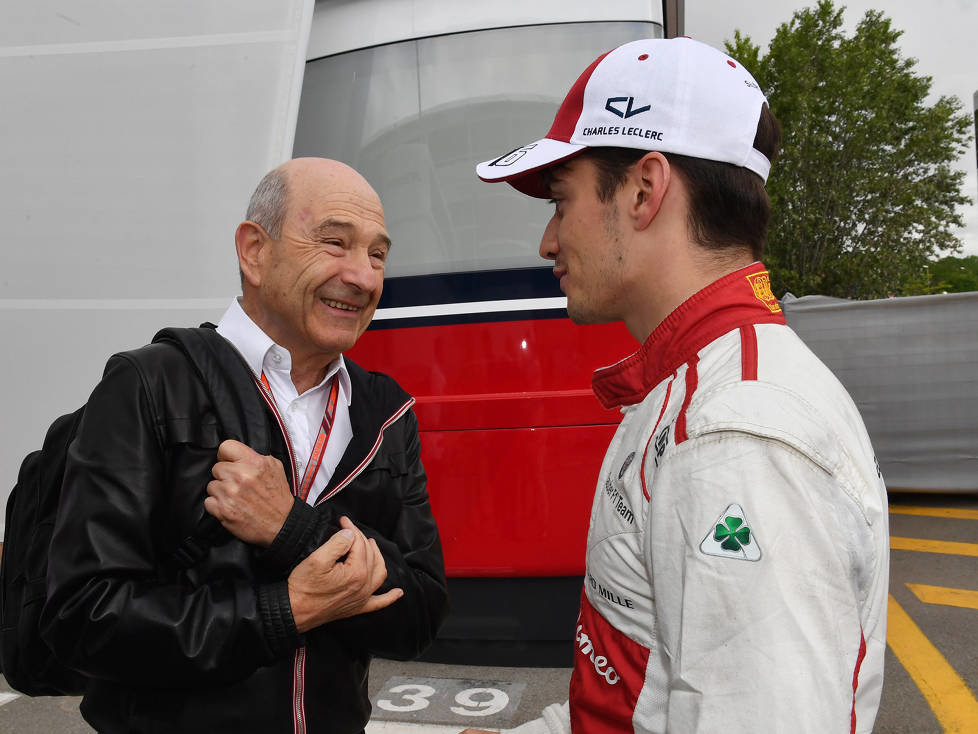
left=288, top=179, right=386, bottom=230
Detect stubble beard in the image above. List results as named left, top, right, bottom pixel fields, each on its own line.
left=567, top=214, right=627, bottom=325
left=567, top=200, right=626, bottom=326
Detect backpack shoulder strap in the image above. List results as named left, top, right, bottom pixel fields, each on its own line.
left=150, top=323, right=273, bottom=565
left=152, top=324, right=270, bottom=456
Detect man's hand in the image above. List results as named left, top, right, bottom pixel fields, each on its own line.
left=288, top=516, right=403, bottom=633
left=205, top=439, right=294, bottom=546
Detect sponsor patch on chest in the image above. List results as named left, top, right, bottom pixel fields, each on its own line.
left=587, top=572, right=636, bottom=610
left=603, top=451, right=637, bottom=525
left=653, top=423, right=670, bottom=467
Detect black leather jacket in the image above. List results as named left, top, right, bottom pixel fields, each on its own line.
left=40, top=333, right=447, bottom=734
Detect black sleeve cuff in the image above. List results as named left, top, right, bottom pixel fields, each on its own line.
left=257, top=580, right=302, bottom=659
left=257, top=498, right=319, bottom=575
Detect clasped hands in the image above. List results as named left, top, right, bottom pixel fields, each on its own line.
left=205, top=439, right=403, bottom=632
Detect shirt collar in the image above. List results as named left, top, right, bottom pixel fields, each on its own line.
left=591, top=262, right=787, bottom=409
left=215, top=298, right=353, bottom=405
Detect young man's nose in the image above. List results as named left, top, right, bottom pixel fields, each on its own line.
left=539, top=216, right=559, bottom=261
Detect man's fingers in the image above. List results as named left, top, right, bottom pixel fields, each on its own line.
left=313, top=527, right=358, bottom=566
left=333, top=520, right=389, bottom=597
left=288, top=519, right=401, bottom=630
left=203, top=494, right=221, bottom=519
left=209, top=461, right=234, bottom=481
left=339, top=515, right=359, bottom=532
left=342, top=532, right=386, bottom=593
left=365, top=538, right=388, bottom=587
left=337, top=517, right=371, bottom=563
left=217, top=439, right=253, bottom=462
left=359, top=587, right=403, bottom=614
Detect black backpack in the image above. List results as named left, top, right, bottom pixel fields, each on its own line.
left=0, top=325, right=270, bottom=696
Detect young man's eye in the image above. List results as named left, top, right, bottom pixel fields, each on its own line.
left=548, top=198, right=564, bottom=216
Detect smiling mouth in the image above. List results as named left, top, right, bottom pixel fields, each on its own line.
left=320, top=297, right=361, bottom=312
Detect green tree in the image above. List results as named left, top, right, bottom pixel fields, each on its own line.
left=927, top=255, right=978, bottom=292
left=727, top=0, right=973, bottom=299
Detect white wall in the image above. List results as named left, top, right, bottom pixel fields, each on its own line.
left=0, top=0, right=315, bottom=535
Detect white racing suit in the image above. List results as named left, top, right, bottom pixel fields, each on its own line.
left=511, top=263, right=889, bottom=733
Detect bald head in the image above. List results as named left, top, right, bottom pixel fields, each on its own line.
left=275, top=158, right=384, bottom=227
left=245, top=158, right=384, bottom=241
left=278, top=157, right=378, bottom=193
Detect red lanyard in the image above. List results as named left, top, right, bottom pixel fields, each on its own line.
left=260, top=372, right=339, bottom=502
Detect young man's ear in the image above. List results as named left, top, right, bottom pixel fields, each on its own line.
left=235, top=221, right=267, bottom=288
left=629, top=152, right=671, bottom=230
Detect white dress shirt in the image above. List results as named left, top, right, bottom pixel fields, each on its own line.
left=215, top=298, right=353, bottom=505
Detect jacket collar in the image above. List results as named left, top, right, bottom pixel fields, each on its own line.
left=592, top=262, right=786, bottom=409
left=325, top=357, right=414, bottom=494
left=216, top=298, right=352, bottom=404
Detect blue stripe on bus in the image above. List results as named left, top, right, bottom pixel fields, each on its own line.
left=368, top=308, right=568, bottom=331
left=378, top=267, right=560, bottom=309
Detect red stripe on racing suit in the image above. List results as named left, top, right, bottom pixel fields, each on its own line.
left=570, top=592, right=651, bottom=732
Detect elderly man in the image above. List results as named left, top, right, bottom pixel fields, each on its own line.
left=41, top=158, right=448, bottom=733
left=468, top=37, right=889, bottom=733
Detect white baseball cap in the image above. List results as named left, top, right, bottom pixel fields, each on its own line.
left=476, top=37, right=772, bottom=198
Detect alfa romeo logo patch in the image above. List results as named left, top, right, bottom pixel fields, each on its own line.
left=699, top=503, right=761, bottom=561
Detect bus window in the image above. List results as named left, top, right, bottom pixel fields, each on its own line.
left=294, top=21, right=659, bottom=278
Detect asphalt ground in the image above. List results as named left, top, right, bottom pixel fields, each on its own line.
left=2, top=491, right=976, bottom=733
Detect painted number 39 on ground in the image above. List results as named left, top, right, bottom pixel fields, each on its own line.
left=378, top=683, right=508, bottom=716
left=373, top=676, right=526, bottom=724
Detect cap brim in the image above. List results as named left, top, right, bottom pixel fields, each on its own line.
left=476, top=138, right=587, bottom=198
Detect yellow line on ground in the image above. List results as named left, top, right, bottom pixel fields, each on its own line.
left=890, top=537, right=978, bottom=557
left=887, top=595, right=978, bottom=732
left=908, top=584, right=978, bottom=611
left=890, top=506, right=978, bottom=521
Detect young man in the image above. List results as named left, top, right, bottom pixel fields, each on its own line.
left=471, top=37, right=889, bottom=733
left=41, top=158, right=448, bottom=733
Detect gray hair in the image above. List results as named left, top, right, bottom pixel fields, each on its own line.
left=245, top=167, right=289, bottom=239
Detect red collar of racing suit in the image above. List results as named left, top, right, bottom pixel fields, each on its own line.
left=591, top=262, right=787, bottom=409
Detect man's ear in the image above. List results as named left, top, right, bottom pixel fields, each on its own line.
left=629, top=152, right=671, bottom=230
left=235, top=221, right=267, bottom=288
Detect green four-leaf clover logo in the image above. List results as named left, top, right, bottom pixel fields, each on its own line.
left=701, top=504, right=761, bottom=561
left=714, top=516, right=751, bottom=552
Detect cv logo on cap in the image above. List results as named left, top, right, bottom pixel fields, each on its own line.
left=605, top=97, right=651, bottom=119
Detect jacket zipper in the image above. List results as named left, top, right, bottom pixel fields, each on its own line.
left=292, top=647, right=307, bottom=734
left=253, top=376, right=300, bottom=490
left=253, top=380, right=414, bottom=732
left=252, top=376, right=306, bottom=734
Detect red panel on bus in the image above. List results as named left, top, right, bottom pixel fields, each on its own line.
left=348, top=317, right=636, bottom=577
left=420, top=424, right=618, bottom=576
